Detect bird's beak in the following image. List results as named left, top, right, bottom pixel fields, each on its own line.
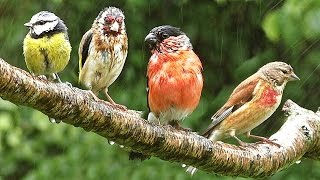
left=24, top=22, right=32, bottom=27
left=289, top=72, right=300, bottom=81
left=144, top=33, right=157, bottom=45
left=110, top=22, right=120, bottom=32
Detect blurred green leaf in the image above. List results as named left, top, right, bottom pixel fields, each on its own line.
left=7, top=128, right=22, bottom=147
left=262, top=11, right=281, bottom=42
left=303, top=8, right=320, bottom=39
left=0, top=114, right=12, bottom=131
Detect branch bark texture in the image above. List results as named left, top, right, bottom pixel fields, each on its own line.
left=0, top=58, right=319, bottom=178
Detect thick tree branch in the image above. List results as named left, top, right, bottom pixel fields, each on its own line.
left=0, top=58, right=319, bottom=178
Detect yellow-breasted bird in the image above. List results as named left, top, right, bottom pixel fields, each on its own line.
left=185, top=61, right=299, bottom=175
left=23, top=11, right=71, bottom=82
left=23, top=11, right=72, bottom=123
left=78, top=7, right=128, bottom=106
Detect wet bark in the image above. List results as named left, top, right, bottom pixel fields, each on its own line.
left=0, top=58, right=319, bottom=178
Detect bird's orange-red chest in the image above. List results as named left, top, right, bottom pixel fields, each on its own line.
left=147, top=50, right=203, bottom=116
left=258, top=86, right=279, bottom=107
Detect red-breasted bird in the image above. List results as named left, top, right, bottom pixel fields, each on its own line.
left=78, top=7, right=128, bottom=106
left=186, top=61, right=299, bottom=175
left=145, top=25, right=203, bottom=129
left=129, top=25, right=203, bottom=160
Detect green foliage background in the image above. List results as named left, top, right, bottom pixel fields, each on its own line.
left=0, top=0, right=319, bottom=179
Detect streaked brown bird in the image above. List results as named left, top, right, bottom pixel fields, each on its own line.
left=186, top=61, right=299, bottom=175
left=78, top=7, right=128, bottom=105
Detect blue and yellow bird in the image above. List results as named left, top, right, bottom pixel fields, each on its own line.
left=23, top=11, right=72, bottom=123
left=23, top=11, right=71, bottom=82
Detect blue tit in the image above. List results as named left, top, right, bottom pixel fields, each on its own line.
left=23, top=11, right=72, bottom=123
left=78, top=7, right=128, bottom=106
left=23, top=11, right=71, bottom=82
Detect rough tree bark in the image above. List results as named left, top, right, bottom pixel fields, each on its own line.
left=0, top=58, right=319, bottom=178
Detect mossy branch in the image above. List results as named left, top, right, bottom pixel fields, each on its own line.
left=0, top=58, right=319, bottom=178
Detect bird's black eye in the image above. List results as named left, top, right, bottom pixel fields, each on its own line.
left=280, top=69, right=289, bottom=74
left=38, top=20, right=45, bottom=25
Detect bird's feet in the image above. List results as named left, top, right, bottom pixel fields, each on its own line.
left=85, top=90, right=101, bottom=101
left=102, top=89, right=127, bottom=110
left=37, top=75, right=48, bottom=81
left=111, top=103, right=128, bottom=111
left=53, top=73, right=62, bottom=83
left=237, top=141, right=255, bottom=150
left=258, top=138, right=281, bottom=148
left=85, top=90, right=127, bottom=110
left=231, top=135, right=255, bottom=149
left=236, top=139, right=280, bottom=150
left=247, top=133, right=281, bottom=148
left=169, top=121, right=192, bottom=132
left=64, top=81, right=73, bottom=88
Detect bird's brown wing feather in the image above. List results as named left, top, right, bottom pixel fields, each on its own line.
left=78, top=30, right=93, bottom=73
left=202, top=74, right=261, bottom=137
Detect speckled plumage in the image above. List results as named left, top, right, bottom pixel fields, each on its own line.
left=78, top=7, right=128, bottom=103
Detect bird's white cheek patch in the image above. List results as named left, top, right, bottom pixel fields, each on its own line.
left=33, top=21, right=58, bottom=35
left=33, top=25, right=46, bottom=35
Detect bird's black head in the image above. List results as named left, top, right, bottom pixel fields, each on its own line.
left=145, top=25, right=185, bottom=49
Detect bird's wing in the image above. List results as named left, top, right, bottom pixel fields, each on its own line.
left=78, top=30, right=93, bottom=73
left=146, top=76, right=150, bottom=112
left=202, top=74, right=261, bottom=137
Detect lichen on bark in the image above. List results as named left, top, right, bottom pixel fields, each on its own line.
left=0, top=58, right=319, bottom=178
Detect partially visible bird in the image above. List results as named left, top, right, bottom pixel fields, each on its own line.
left=129, top=25, right=203, bottom=160
left=185, top=61, right=300, bottom=175
left=23, top=11, right=72, bottom=123
left=78, top=7, right=128, bottom=106
left=23, top=11, right=71, bottom=82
